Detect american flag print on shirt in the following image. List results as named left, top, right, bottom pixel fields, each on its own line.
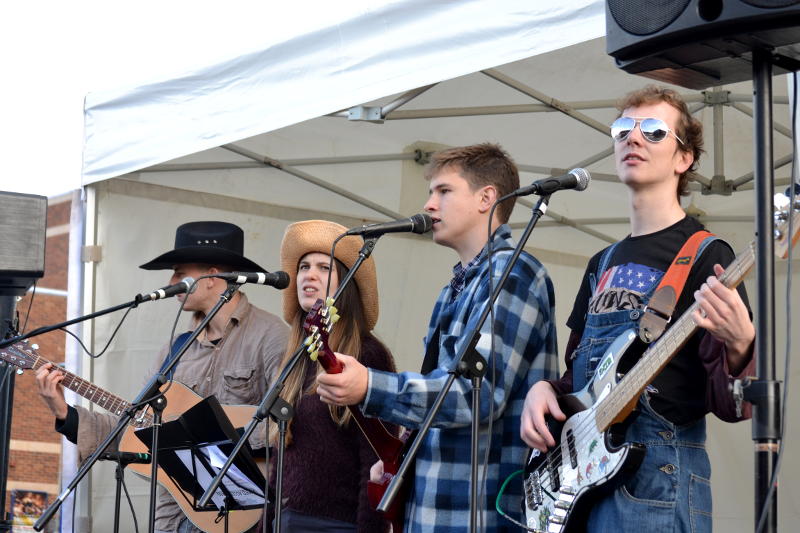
left=588, top=262, right=663, bottom=315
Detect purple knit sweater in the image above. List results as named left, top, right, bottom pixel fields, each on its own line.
left=269, top=334, right=395, bottom=532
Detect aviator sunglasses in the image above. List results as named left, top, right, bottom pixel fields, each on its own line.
left=610, top=116, right=684, bottom=145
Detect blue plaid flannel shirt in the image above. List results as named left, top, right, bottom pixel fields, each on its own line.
left=362, top=225, right=559, bottom=532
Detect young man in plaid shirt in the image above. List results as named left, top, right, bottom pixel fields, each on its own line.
left=317, top=143, right=559, bottom=532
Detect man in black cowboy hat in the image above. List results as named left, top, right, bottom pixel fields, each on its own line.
left=35, top=221, right=288, bottom=533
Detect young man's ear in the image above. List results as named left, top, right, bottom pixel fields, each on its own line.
left=477, top=185, right=498, bottom=214
left=676, top=149, right=693, bottom=175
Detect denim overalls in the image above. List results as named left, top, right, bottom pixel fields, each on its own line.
left=571, top=240, right=714, bottom=533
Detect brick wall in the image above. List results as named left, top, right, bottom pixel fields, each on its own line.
left=4, top=193, right=71, bottom=522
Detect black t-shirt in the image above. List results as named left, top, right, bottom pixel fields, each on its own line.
left=566, top=216, right=750, bottom=425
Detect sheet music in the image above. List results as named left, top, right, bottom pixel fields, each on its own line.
left=175, top=445, right=264, bottom=509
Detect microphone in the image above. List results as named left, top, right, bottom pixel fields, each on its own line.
left=211, top=271, right=290, bottom=289
left=137, top=277, right=196, bottom=302
left=345, top=213, right=433, bottom=238
left=100, top=451, right=151, bottom=464
left=513, top=168, right=591, bottom=197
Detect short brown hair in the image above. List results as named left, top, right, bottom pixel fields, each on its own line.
left=424, top=143, right=520, bottom=223
left=617, top=85, right=704, bottom=199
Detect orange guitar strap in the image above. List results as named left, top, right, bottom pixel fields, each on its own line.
left=638, top=230, right=714, bottom=343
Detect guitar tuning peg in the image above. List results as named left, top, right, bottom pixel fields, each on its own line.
left=16, top=368, right=24, bottom=375
left=304, top=337, right=313, bottom=346
left=329, top=305, right=338, bottom=315
left=330, top=313, right=340, bottom=324
left=31, top=344, right=39, bottom=350
left=325, top=297, right=334, bottom=306
left=310, top=350, right=319, bottom=361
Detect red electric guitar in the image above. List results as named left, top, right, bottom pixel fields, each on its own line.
left=303, top=298, right=409, bottom=532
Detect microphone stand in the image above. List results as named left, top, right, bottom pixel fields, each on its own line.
left=100, top=452, right=150, bottom=533
left=377, top=195, right=551, bottom=533
left=34, top=282, right=243, bottom=533
left=197, top=238, right=378, bottom=533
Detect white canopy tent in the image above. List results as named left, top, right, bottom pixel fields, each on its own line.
left=68, top=1, right=798, bottom=531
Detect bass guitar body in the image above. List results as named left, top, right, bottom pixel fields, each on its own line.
left=523, top=330, right=645, bottom=533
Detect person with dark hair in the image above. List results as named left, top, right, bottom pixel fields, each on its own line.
left=316, top=143, right=559, bottom=532
left=265, top=219, right=396, bottom=532
left=35, top=221, right=289, bottom=533
left=521, top=86, right=755, bottom=532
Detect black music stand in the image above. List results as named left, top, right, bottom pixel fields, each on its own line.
left=134, top=395, right=266, bottom=529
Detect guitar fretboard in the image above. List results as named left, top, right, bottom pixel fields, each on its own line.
left=27, top=352, right=152, bottom=427
left=595, top=240, right=756, bottom=431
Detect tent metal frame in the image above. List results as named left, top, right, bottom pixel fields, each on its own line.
left=137, top=70, right=795, bottom=246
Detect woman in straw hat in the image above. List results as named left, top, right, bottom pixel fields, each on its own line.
left=266, top=219, right=396, bottom=532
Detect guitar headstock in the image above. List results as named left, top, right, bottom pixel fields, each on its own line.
left=301, top=297, right=342, bottom=373
left=774, top=194, right=800, bottom=260
left=0, top=341, right=40, bottom=372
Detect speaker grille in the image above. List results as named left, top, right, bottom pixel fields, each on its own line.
left=608, top=0, right=691, bottom=35
left=0, top=192, right=46, bottom=294
left=742, top=0, right=800, bottom=7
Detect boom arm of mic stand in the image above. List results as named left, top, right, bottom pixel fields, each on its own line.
left=377, top=196, right=551, bottom=520
left=0, top=298, right=142, bottom=349
left=34, top=283, right=242, bottom=533
left=197, top=238, right=378, bottom=509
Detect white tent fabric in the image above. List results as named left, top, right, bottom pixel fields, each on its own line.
left=82, top=0, right=604, bottom=183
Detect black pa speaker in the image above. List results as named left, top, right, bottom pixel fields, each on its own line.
left=606, top=0, right=800, bottom=89
left=0, top=191, right=47, bottom=295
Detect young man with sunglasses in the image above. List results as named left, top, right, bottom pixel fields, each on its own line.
left=520, top=86, right=755, bottom=532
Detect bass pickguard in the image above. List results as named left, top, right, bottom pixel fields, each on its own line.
left=522, top=330, right=645, bottom=533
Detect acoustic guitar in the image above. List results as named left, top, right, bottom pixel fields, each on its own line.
left=0, top=342, right=265, bottom=533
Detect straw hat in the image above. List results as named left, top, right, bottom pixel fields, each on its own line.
left=139, top=221, right=266, bottom=271
left=280, top=220, right=379, bottom=330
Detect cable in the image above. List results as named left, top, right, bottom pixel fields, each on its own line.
left=495, top=470, right=537, bottom=531
left=481, top=201, right=501, bottom=531
left=119, top=463, right=140, bottom=533
left=60, top=304, right=137, bottom=359
left=20, top=281, right=36, bottom=334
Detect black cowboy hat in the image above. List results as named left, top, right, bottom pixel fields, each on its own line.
left=139, top=221, right=266, bottom=271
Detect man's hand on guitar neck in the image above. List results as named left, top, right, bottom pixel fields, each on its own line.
left=520, top=381, right=566, bottom=452
left=692, top=263, right=755, bottom=374
left=35, top=362, right=70, bottom=421
left=316, top=352, right=369, bottom=406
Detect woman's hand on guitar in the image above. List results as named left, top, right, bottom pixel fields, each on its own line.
left=35, top=362, right=69, bottom=420
left=520, top=381, right=565, bottom=452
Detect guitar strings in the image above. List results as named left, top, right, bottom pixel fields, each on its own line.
left=532, top=253, right=748, bottom=486
left=526, top=250, right=751, bottom=509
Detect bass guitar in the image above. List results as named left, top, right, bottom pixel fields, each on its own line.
left=0, top=342, right=265, bottom=533
left=522, top=200, right=799, bottom=533
left=303, top=298, right=408, bottom=532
